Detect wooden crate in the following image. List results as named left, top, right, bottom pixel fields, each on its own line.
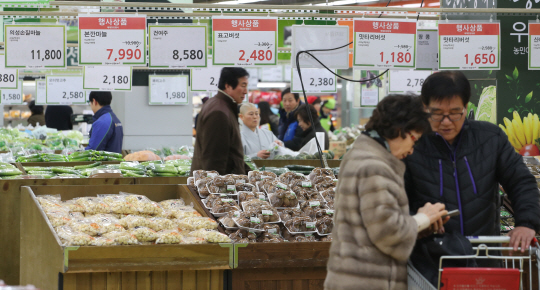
left=0, top=177, right=136, bottom=285
left=20, top=184, right=231, bottom=290
left=252, top=159, right=340, bottom=168
left=232, top=267, right=327, bottom=290
left=135, top=176, right=188, bottom=185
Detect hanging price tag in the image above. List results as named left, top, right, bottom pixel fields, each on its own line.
left=438, top=22, right=500, bottom=70
left=191, top=65, right=222, bottom=92
left=292, top=25, right=349, bottom=69
left=78, top=14, right=146, bottom=66
left=0, top=54, right=18, bottom=89
left=354, top=19, right=417, bottom=69
left=388, top=70, right=433, bottom=93
left=291, top=68, right=337, bottom=93
left=46, top=76, right=86, bottom=105
left=246, top=68, right=259, bottom=90
left=1, top=81, right=23, bottom=105
left=261, top=66, right=284, bottom=82
left=529, top=21, right=540, bottom=70
left=35, top=80, right=46, bottom=105
left=83, top=66, right=132, bottom=91
left=149, top=75, right=190, bottom=105
left=416, top=27, right=439, bottom=70
left=5, top=24, right=66, bottom=68
left=212, top=16, right=277, bottom=67
left=359, top=70, right=382, bottom=107
left=148, top=24, right=207, bottom=68
left=284, top=64, right=292, bottom=82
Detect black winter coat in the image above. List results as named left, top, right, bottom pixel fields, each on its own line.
left=404, top=119, right=540, bottom=237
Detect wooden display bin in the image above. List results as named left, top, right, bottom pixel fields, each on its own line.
left=20, top=184, right=232, bottom=290
left=252, top=159, right=341, bottom=168
left=232, top=242, right=330, bottom=290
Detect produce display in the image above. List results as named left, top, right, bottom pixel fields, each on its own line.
left=0, top=162, right=23, bottom=178
left=36, top=193, right=231, bottom=246
left=0, top=128, right=84, bottom=153
left=16, top=150, right=123, bottom=163
left=190, top=168, right=336, bottom=243
left=500, top=111, right=540, bottom=155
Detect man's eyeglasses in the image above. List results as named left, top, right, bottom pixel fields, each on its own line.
left=429, top=108, right=465, bottom=122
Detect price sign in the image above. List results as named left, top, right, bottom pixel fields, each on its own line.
left=149, top=75, right=190, bottom=105
left=354, top=19, right=417, bottom=69
left=212, top=16, right=277, bottom=67
left=439, top=22, right=500, bottom=70
left=0, top=53, right=18, bottom=89
left=529, top=22, right=540, bottom=70
left=35, top=80, right=46, bottom=105
left=292, top=25, right=349, bottom=69
left=291, top=68, right=337, bottom=93
left=0, top=81, right=23, bottom=105
left=417, top=29, right=438, bottom=70
left=261, top=66, right=284, bottom=82
left=359, top=70, right=382, bottom=107
left=284, top=64, right=292, bottom=82
left=46, top=76, right=86, bottom=105
left=191, top=65, right=222, bottom=92
left=83, top=66, right=132, bottom=91
left=5, top=24, right=66, bottom=68
left=79, top=14, right=146, bottom=66
left=246, top=68, right=259, bottom=90
left=148, top=24, right=207, bottom=68
left=388, top=70, right=432, bottom=93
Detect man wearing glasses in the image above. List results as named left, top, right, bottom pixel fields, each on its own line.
left=404, top=71, right=540, bottom=254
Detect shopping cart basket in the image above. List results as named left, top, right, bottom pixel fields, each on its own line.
left=407, top=236, right=540, bottom=290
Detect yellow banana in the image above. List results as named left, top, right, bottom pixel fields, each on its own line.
left=524, top=116, right=532, bottom=144
left=504, top=117, right=523, bottom=150
left=512, top=118, right=527, bottom=146
left=499, top=124, right=508, bottom=135
left=528, top=113, right=534, bottom=142
left=533, top=114, right=540, bottom=142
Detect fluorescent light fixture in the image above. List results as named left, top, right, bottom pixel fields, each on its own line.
left=315, top=0, right=374, bottom=6
left=257, top=82, right=288, bottom=88
left=215, top=0, right=267, bottom=4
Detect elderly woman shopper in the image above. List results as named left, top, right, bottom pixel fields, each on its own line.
left=239, top=103, right=283, bottom=159
left=324, top=94, right=448, bottom=290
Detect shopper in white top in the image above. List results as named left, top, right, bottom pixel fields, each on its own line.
left=239, top=103, right=283, bottom=159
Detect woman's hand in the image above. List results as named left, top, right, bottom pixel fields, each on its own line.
left=274, top=140, right=284, bottom=147
left=417, top=202, right=448, bottom=233
left=257, top=150, right=271, bottom=159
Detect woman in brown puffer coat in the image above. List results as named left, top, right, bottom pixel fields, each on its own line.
left=324, top=95, right=449, bottom=290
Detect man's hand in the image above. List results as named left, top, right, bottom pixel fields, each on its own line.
left=257, top=150, right=271, bottom=159
left=508, top=226, right=536, bottom=252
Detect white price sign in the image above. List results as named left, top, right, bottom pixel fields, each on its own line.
left=1, top=81, right=23, bottom=105
left=46, top=76, right=86, bottom=105
left=291, top=68, right=337, bottom=93
left=284, top=64, right=292, bottom=82
left=246, top=68, right=259, bottom=90
left=5, top=24, right=66, bottom=68
left=148, top=24, right=207, bottom=68
left=529, top=22, right=540, bottom=70
left=416, top=29, right=439, bottom=70
left=261, top=66, right=284, bottom=82
left=354, top=19, right=416, bottom=69
left=149, top=75, right=190, bottom=105
left=0, top=54, right=18, bottom=89
left=191, top=65, right=222, bottom=92
left=79, top=14, right=146, bottom=66
left=388, top=70, right=432, bottom=93
left=292, top=25, right=349, bottom=69
left=83, top=66, right=132, bottom=91
left=439, top=22, right=500, bottom=70
left=212, top=16, right=277, bottom=67
left=35, top=80, right=46, bottom=105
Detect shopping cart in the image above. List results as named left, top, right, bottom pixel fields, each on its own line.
left=407, top=236, right=540, bottom=290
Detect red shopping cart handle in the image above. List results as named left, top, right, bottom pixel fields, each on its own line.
left=441, top=268, right=520, bottom=290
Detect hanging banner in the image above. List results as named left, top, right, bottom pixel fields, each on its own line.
left=83, top=66, right=132, bottom=91
left=149, top=75, right=190, bottom=105
left=291, top=25, right=349, bottom=69
left=5, top=24, right=66, bottom=68
left=0, top=53, right=18, bottom=89
left=46, top=76, right=86, bottom=105
left=388, top=70, right=433, bottom=93
left=78, top=14, right=146, bottom=66
left=416, top=21, right=439, bottom=71
left=35, top=79, right=46, bottom=105
left=191, top=64, right=222, bottom=92
left=528, top=21, right=540, bottom=70
left=353, top=19, right=416, bottom=69
left=148, top=24, right=207, bottom=68
left=438, top=22, right=500, bottom=70
left=212, top=16, right=277, bottom=67
left=0, top=81, right=23, bottom=105
left=291, top=68, right=337, bottom=93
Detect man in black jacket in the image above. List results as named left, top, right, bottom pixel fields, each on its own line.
left=404, top=71, right=540, bottom=252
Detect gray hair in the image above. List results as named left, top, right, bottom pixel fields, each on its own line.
left=240, top=103, right=257, bottom=115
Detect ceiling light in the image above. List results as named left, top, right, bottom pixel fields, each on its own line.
left=215, top=0, right=267, bottom=4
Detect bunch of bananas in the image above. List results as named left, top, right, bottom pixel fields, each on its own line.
left=499, top=111, right=540, bottom=154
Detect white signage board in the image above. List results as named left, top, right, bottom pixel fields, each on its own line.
left=291, top=68, right=337, bottom=93
left=388, top=70, right=433, bottom=93
left=291, top=25, right=349, bottom=69
left=1, top=81, right=23, bottom=104
left=416, top=29, right=439, bottom=70
left=148, top=24, right=207, bottom=68
left=191, top=65, right=222, bottom=92
left=0, top=53, right=18, bottom=89
left=261, top=66, right=284, bottom=82
left=35, top=79, right=46, bottom=105
left=246, top=68, right=259, bottom=90
left=149, top=75, right=190, bottom=105
left=83, top=66, right=132, bottom=91
left=46, top=76, right=86, bottom=105
left=5, top=24, right=66, bottom=68
left=528, top=21, right=540, bottom=70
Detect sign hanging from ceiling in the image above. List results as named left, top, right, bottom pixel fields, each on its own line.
left=353, top=19, right=417, bottom=69
left=0, top=53, right=18, bottom=89
left=528, top=21, right=540, bottom=70
left=1, top=81, right=23, bottom=105
left=46, top=75, right=86, bottom=105
left=148, top=24, right=207, bottom=68
left=291, top=25, right=350, bottom=70
left=212, top=16, right=278, bottom=67
left=438, top=21, right=500, bottom=70
left=78, top=14, right=147, bottom=66
left=149, top=75, right=190, bottom=105
left=191, top=64, right=222, bottom=92
left=5, top=24, right=66, bottom=68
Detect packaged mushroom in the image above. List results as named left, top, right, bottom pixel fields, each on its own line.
left=188, top=229, right=232, bottom=243
left=69, top=218, right=102, bottom=236
left=278, top=208, right=305, bottom=222
left=188, top=177, right=195, bottom=187
left=320, top=236, right=333, bottom=242
left=193, top=170, right=219, bottom=183
left=262, top=223, right=282, bottom=237
left=169, top=206, right=202, bottom=219
left=267, top=189, right=299, bottom=208
left=91, top=214, right=125, bottom=234
left=309, top=168, right=335, bottom=183
left=148, top=217, right=177, bottom=232
left=130, top=226, right=159, bottom=242
left=233, top=211, right=264, bottom=231
left=228, top=174, right=249, bottom=184
left=248, top=171, right=277, bottom=184
left=90, top=237, right=116, bottom=246
left=320, top=188, right=335, bottom=203
left=207, top=176, right=237, bottom=194
left=229, top=229, right=258, bottom=243
left=99, top=195, right=138, bottom=215
left=159, top=199, right=186, bottom=211
left=301, top=200, right=328, bottom=219
left=316, top=180, right=336, bottom=192
left=122, top=193, right=165, bottom=216
left=206, top=194, right=234, bottom=208
left=262, top=180, right=290, bottom=195
left=312, top=175, right=334, bottom=185
left=102, top=231, right=139, bottom=245
left=46, top=210, right=72, bottom=227
left=75, top=197, right=111, bottom=215
left=238, top=191, right=262, bottom=203
left=284, top=216, right=317, bottom=233
left=196, top=177, right=214, bottom=197
left=257, top=232, right=285, bottom=243
left=218, top=212, right=239, bottom=228
left=62, top=199, right=85, bottom=213
left=316, top=216, right=333, bottom=235
left=119, top=214, right=156, bottom=229
left=235, top=183, right=257, bottom=193
left=176, top=217, right=218, bottom=231
left=241, top=199, right=280, bottom=223
left=155, top=229, right=183, bottom=244
left=278, top=172, right=307, bottom=185
left=56, top=225, right=95, bottom=246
